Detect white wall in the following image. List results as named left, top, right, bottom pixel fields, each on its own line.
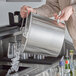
left=0, top=1, right=45, bottom=26
left=0, top=1, right=72, bottom=42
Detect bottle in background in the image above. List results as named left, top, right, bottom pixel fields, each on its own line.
left=59, top=56, right=65, bottom=76
left=74, top=60, right=76, bottom=76
left=69, top=50, right=74, bottom=76
left=64, top=49, right=71, bottom=76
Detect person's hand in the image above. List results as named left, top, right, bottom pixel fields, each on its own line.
left=54, top=6, right=74, bottom=21
left=20, top=5, right=36, bottom=18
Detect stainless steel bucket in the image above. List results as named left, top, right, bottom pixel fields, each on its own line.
left=22, top=13, right=65, bottom=57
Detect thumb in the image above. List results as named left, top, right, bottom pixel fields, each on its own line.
left=59, top=11, right=65, bottom=21
left=59, top=10, right=65, bottom=18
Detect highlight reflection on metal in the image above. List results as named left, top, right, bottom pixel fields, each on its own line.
left=22, top=13, right=65, bottom=57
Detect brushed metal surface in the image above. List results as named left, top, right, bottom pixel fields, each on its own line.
left=22, top=13, right=65, bottom=57
left=0, top=61, right=59, bottom=76
left=0, top=40, right=3, bottom=58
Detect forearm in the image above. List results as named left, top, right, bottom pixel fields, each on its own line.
left=72, top=4, right=76, bottom=14
left=34, top=2, right=60, bottom=17
left=34, top=5, right=53, bottom=17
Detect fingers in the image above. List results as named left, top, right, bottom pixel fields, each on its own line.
left=54, top=11, right=67, bottom=22
left=20, top=5, right=27, bottom=18
left=53, top=12, right=62, bottom=20
left=58, top=22, right=65, bottom=28
left=60, top=11, right=70, bottom=21
left=20, top=5, right=33, bottom=18
left=60, top=6, right=73, bottom=21
left=53, top=13, right=59, bottom=19
left=59, top=11, right=66, bottom=21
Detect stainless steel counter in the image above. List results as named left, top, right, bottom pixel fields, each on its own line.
left=0, top=61, right=59, bottom=76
